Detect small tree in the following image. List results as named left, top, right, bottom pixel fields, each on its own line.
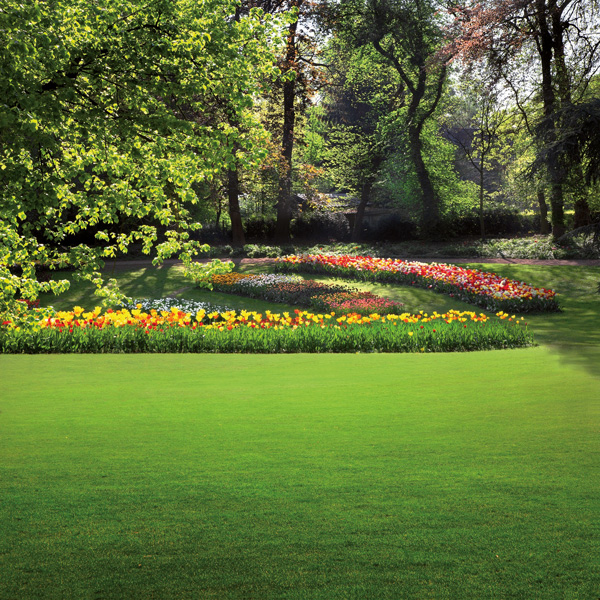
left=444, top=74, right=512, bottom=238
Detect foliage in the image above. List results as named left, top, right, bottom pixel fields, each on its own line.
left=534, top=98, right=600, bottom=187
left=183, top=259, right=235, bottom=290
left=328, top=0, right=452, bottom=234
left=291, top=211, right=351, bottom=242
left=0, top=0, right=287, bottom=310
left=360, top=214, right=418, bottom=242
left=379, top=120, right=479, bottom=223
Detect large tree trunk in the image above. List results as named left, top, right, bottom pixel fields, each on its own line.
left=537, top=0, right=566, bottom=238
left=573, top=194, right=592, bottom=228
left=549, top=183, right=566, bottom=238
left=479, top=161, right=485, bottom=240
left=409, top=124, right=439, bottom=236
left=275, top=20, right=298, bottom=243
left=228, top=167, right=245, bottom=246
left=551, top=8, right=591, bottom=231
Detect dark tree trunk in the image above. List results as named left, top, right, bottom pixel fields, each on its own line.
left=551, top=9, right=591, bottom=230
left=228, top=167, right=245, bottom=246
left=479, top=161, right=485, bottom=240
left=537, top=0, right=566, bottom=238
left=573, top=195, right=592, bottom=228
left=409, top=124, right=439, bottom=236
left=372, top=28, right=445, bottom=239
left=275, top=19, right=298, bottom=243
left=549, top=184, right=566, bottom=237
left=537, top=190, right=551, bottom=234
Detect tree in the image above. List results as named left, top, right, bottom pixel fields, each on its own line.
left=331, top=0, right=451, bottom=236
left=0, top=0, right=285, bottom=310
left=320, top=42, right=397, bottom=240
left=446, top=0, right=600, bottom=236
left=444, top=75, right=513, bottom=238
left=534, top=97, right=600, bottom=189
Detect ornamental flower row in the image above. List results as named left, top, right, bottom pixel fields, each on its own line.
left=0, top=305, right=533, bottom=353
left=27, top=305, right=493, bottom=331
left=276, top=254, right=560, bottom=313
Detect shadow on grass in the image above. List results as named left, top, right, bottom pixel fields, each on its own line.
left=464, top=263, right=600, bottom=379
left=40, top=264, right=190, bottom=310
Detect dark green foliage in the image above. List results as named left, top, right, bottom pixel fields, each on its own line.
left=534, top=98, right=600, bottom=186
left=438, top=210, right=543, bottom=238
left=361, top=215, right=418, bottom=241
left=291, top=212, right=351, bottom=242
left=244, top=218, right=278, bottom=241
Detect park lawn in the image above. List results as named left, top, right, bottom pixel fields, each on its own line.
left=1, top=262, right=599, bottom=598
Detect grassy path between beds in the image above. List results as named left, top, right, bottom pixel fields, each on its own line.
left=0, top=262, right=598, bottom=598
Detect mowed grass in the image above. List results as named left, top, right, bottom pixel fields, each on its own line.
left=1, top=262, right=599, bottom=598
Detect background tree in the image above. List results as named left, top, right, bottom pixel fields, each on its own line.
left=446, top=0, right=600, bottom=236
left=443, top=73, right=513, bottom=238
left=319, top=41, right=399, bottom=240
left=330, top=0, right=452, bottom=236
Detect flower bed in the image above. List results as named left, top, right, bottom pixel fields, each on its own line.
left=209, top=272, right=403, bottom=314
left=309, top=291, right=403, bottom=315
left=0, top=305, right=533, bottom=353
left=276, top=254, right=560, bottom=313
left=209, top=272, right=347, bottom=306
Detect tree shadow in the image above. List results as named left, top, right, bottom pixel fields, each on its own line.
left=41, top=264, right=189, bottom=310
left=465, top=263, right=600, bottom=379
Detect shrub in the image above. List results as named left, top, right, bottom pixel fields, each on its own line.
left=291, top=212, right=350, bottom=242
left=183, top=259, right=235, bottom=290
left=361, top=215, right=418, bottom=242
left=436, top=210, right=541, bottom=238
left=244, top=218, right=277, bottom=241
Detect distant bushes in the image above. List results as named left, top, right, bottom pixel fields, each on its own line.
left=208, top=208, right=595, bottom=246
left=244, top=218, right=277, bottom=241
left=437, top=210, right=542, bottom=238
left=291, top=212, right=351, bottom=242
left=361, top=214, right=418, bottom=242
left=242, top=210, right=549, bottom=244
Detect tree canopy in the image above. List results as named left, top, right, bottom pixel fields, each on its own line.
left=0, top=0, right=287, bottom=308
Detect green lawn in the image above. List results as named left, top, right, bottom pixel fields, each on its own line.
left=1, top=263, right=599, bottom=598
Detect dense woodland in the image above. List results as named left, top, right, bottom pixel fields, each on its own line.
left=1, top=0, right=600, bottom=304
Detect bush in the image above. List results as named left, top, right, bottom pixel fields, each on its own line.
left=242, top=244, right=283, bottom=258
left=244, top=218, right=277, bottom=241
left=291, top=212, right=350, bottom=242
left=361, top=215, right=418, bottom=242
left=192, top=223, right=231, bottom=245
left=436, top=210, right=541, bottom=238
